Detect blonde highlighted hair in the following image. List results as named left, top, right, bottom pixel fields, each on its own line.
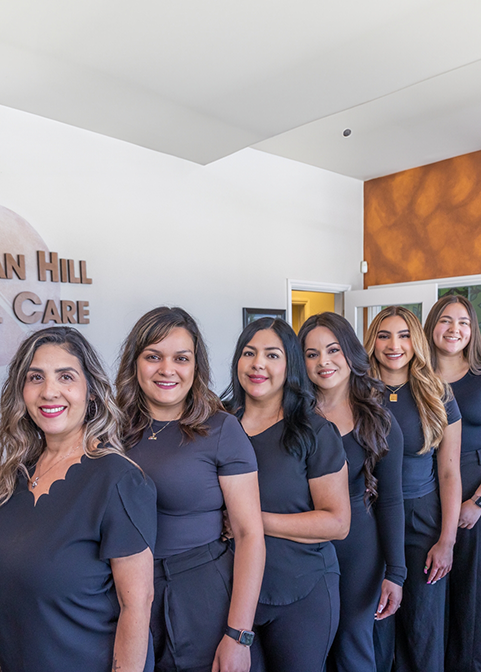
left=0, top=327, right=127, bottom=506
left=364, top=306, right=449, bottom=454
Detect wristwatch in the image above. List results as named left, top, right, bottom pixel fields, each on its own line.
left=225, top=626, right=255, bottom=647
left=471, top=494, right=481, bottom=508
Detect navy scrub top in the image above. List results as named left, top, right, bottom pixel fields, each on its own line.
left=0, top=453, right=157, bottom=672
left=384, top=383, right=461, bottom=499
left=451, top=371, right=481, bottom=455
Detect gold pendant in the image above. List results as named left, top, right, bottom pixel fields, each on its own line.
left=148, top=436, right=157, bottom=440
left=389, top=393, right=398, bottom=402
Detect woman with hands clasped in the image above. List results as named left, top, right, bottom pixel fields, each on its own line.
left=0, top=327, right=157, bottom=672
left=365, top=306, right=462, bottom=672
left=116, top=306, right=265, bottom=672
left=223, top=317, right=350, bottom=672
left=298, top=313, right=405, bottom=672
left=425, top=296, right=481, bottom=672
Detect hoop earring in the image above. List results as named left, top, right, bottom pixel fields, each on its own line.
left=85, top=398, right=98, bottom=423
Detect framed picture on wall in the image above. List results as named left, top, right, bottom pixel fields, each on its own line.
left=242, top=307, right=286, bottom=328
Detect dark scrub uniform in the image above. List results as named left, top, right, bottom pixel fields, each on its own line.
left=375, top=383, right=461, bottom=672
left=0, top=453, right=157, bottom=672
left=128, top=412, right=258, bottom=672
left=445, top=371, right=481, bottom=672
left=247, top=413, right=346, bottom=672
left=327, top=415, right=406, bottom=672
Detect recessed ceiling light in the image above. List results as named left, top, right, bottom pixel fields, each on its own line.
left=343, top=128, right=352, bottom=137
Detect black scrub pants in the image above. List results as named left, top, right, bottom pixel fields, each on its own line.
left=386, top=490, right=447, bottom=672
left=150, top=539, right=236, bottom=672
left=327, top=500, right=385, bottom=672
left=445, top=450, right=481, bottom=672
left=253, top=571, right=340, bottom=672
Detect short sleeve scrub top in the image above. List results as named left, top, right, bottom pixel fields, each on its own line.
left=0, top=453, right=157, bottom=672
left=128, top=411, right=258, bottom=672
left=248, top=413, right=346, bottom=672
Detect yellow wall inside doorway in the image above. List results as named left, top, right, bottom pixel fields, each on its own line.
left=291, top=291, right=335, bottom=334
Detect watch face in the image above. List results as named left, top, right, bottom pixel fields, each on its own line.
left=475, top=496, right=481, bottom=508
left=239, top=631, right=255, bottom=646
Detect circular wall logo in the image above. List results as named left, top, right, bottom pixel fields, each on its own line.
left=0, top=205, right=60, bottom=366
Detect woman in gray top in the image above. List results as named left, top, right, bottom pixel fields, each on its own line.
left=116, top=306, right=265, bottom=672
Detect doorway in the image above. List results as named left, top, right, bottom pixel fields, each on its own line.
left=287, top=280, right=351, bottom=333
left=291, top=290, right=335, bottom=334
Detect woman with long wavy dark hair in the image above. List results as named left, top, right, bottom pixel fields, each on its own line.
left=116, top=306, right=265, bottom=672
left=298, top=312, right=405, bottom=672
left=365, top=306, right=462, bottom=672
left=0, top=326, right=157, bottom=672
left=222, top=317, right=350, bottom=672
left=425, top=295, right=481, bottom=672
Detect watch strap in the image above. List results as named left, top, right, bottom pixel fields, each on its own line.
left=471, top=495, right=481, bottom=508
left=225, top=625, right=255, bottom=647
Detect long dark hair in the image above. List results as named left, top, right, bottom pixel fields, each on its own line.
left=116, top=306, right=222, bottom=448
left=222, top=317, right=316, bottom=459
left=424, top=295, right=481, bottom=374
left=0, top=326, right=125, bottom=506
left=298, top=312, right=391, bottom=504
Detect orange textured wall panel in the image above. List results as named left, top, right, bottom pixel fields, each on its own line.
left=364, top=150, right=481, bottom=288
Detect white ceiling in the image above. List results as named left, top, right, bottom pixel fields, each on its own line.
left=1, top=0, right=480, bottom=180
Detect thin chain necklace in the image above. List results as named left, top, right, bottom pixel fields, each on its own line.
left=30, top=444, right=82, bottom=489
left=385, top=381, right=408, bottom=402
left=148, top=420, right=172, bottom=440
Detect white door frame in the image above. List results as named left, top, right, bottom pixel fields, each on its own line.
left=345, top=273, right=481, bottom=339
left=344, top=283, right=439, bottom=339
left=286, top=279, right=351, bottom=325
left=368, top=274, right=481, bottom=290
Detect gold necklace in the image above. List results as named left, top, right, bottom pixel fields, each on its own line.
left=148, top=420, right=172, bottom=440
left=385, top=381, right=408, bottom=402
left=30, top=444, right=82, bottom=489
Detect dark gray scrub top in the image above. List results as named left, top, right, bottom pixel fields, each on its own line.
left=342, top=414, right=406, bottom=585
left=128, top=411, right=258, bottom=558
left=248, top=413, right=346, bottom=606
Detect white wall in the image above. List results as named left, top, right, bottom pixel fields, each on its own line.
left=0, top=104, right=363, bottom=391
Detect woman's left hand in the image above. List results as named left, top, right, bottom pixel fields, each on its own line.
left=458, top=499, right=481, bottom=529
left=424, top=539, right=454, bottom=584
left=212, top=635, right=251, bottom=672
left=374, top=579, right=402, bottom=620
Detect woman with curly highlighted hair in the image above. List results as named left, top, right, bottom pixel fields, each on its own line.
left=365, top=306, right=462, bottom=672
left=0, top=326, right=157, bottom=672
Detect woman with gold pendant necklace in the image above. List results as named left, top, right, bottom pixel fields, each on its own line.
left=365, top=306, right=462, bottom=672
